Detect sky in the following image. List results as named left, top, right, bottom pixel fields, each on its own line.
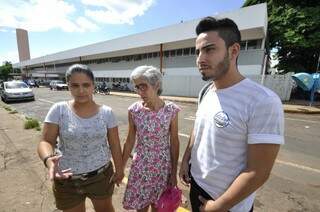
left=0, top=0, right=245, bottom=64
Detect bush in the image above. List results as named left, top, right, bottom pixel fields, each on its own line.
left=24, top=117, right=40, bottom=129
left=9, top=110, right=17, bottom=114
left=3, top=105, right=12, bottom=111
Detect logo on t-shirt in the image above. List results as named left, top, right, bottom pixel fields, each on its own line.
left=214, top=111, right=230, bottom=128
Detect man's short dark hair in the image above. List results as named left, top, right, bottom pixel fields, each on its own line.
left=196, top=17, right=241, bottom=48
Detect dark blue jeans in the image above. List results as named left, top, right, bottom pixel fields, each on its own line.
left=189, top=172, right=254, bottom=212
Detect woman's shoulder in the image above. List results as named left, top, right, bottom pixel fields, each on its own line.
left=128, top=101, right=142, bottom=112
left=164, top=101, right=181, bottom=111
left=100, top=104, right=113, bottom=112
left=50, top=101, right=68, bottom=110
left=100, top=105, right=115, bottom=117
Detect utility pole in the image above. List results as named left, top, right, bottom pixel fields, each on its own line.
left=316, top=53, right=320, bottom=73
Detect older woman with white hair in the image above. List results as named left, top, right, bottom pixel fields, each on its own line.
left=122, top=65, right=181, bottom=212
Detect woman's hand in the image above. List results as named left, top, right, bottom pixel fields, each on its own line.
left=179, top=159, right=191, bottom=186
left=169, top=173, right=178, bottom=187
left=112, top=171, right=125, bottom=186
left=47, top=155, right=73, bottom=181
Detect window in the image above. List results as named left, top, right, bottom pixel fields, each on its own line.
left=246, top=39, right=262, bottom=50
left=124, top=56, right=130, bottom=61
left=164, top=51, right=170, bottom=57
left=183, top=48, right=190, bottom=55
left=142, top=54, right=147, bottom=59
left=134, top=55, right=142, bottom=61
left=240, top=41, right=247, bottom=50
left=177, top=49, right=182, bottom=56
left=190, top=47, right=196, bottom=55
left=170, top=50, right=176, bottom=57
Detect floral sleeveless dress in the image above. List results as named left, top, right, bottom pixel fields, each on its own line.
left=123, top=101, right=181, bottom=210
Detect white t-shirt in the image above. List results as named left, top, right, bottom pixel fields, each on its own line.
left=44, top=101, right=117, bottom=174
left=191, top=78, right=284, bottom=212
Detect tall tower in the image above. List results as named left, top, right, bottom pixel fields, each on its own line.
left=16, top=28, right=30, bottom=61
left=16, top=28, right=31, bottom=78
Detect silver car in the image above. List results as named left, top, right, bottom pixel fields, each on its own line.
left=49, top=80, right=68, bottom=90
left=0, top=81, right=35, bottom=103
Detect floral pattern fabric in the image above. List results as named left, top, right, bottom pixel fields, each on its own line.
left=123, top=101, right=180, bottom=210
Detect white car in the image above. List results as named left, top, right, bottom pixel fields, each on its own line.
left=49, top=80, right=68, bottom=90
left=0, top=81, right=35, bottom=103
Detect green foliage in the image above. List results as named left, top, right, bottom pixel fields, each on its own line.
left=0, top=61, right=13, bottom=80
left=9, top=110, right=18, bottom=114
left=243, top=0, right=320, bottom=73
left=3, top=105, right=12, bottom=111
left=24, top=117, right=40, bottom=129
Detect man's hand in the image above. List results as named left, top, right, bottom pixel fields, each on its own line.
left=199, top=196, right=228, bottom=212
left=47, top=155, right=73, bottom=181
left=179, top=160, right=190, bottom=186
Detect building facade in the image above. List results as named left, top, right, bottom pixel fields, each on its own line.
left=13, top=3, right=268, bottom=97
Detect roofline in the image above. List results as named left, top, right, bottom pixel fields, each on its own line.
left=13, top=3, right=267, bottom=68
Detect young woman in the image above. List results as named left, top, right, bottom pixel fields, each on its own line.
left=37, top=64, right=124, bottom=212
left=122, top=65, right=180, bottom=212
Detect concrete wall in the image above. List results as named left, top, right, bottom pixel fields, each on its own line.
left=162, top=73, right=294, bottom=101
left=245, top=73, right=294, bottom=101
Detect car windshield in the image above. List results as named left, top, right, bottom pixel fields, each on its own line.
left=55, top=81, right=64, bottom=84
left=5, top=82, right=28, bottom=89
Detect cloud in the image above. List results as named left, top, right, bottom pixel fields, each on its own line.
left=76, top=17, right=99, bottom=32
left=0, top=0, right=99, bottom=32
left=82, top=0, right=155, bottom=25
left=0, top=27, right=8, bottom=32
left=0, top=0, right=155, bottom=32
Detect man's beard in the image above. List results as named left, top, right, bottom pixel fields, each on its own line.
left=201, top=52, right=230, bottom=81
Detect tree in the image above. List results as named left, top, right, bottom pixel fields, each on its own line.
left=243, top=0, right=320, bottom=73
left=0, top=61, right=13, bottom=80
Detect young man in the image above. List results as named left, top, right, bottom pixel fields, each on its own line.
left=179, top=17, right=284, bottom=212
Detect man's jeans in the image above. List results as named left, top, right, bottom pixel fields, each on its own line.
left=189, top=174, right=254, bottom=212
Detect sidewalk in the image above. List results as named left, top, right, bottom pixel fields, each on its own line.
left=0, top=104, right=57, bottom=211
left=110, top=91, right=320, bottom=114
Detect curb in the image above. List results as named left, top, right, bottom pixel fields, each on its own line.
left=283, top=108, right=320, bottom=114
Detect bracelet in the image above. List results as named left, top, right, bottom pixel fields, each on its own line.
left=43, top=154, right=54, bottom=168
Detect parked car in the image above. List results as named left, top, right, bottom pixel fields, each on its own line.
left=24, top=79, right=39, bottom=88
left=23, top=79, right=39, bottom=88
left=49, top=80, right=68, bottom=90
left=0, top=81, right=35, bottom=103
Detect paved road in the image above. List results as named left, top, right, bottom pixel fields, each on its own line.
left=6, top=88, right=320, bottom=211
